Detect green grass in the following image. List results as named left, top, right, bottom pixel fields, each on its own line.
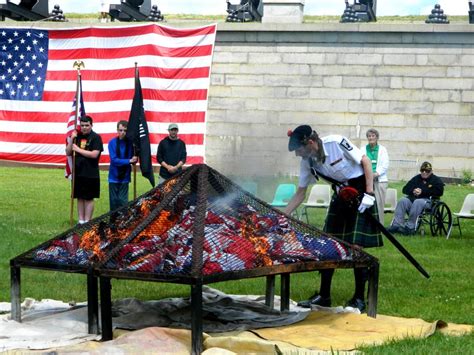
left=64, top=13, right=470, bottom=24
left=0, top=166, right=473, bottom=352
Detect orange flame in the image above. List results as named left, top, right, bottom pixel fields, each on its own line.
left=241, top=215, right=272, bottom=267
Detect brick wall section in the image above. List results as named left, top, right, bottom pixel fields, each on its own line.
left=207, top=23, right=474, bottom=181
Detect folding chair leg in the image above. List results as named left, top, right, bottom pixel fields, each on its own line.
left=303, top=207, right=308, bottom=223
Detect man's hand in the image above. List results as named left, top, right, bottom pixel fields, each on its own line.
left=130, top=156, right=138, bottom=164
left=358, top=193, right=375, bottom=213
left=413, top=188, right=422, bottom=197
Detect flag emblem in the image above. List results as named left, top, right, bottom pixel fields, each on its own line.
left=0, top=24, right=216, bottom=166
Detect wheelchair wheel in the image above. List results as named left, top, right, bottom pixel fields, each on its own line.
left=429, top=201, right=452, bottom=237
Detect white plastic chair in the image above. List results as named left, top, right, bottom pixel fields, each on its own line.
left=384, top=188, right=398, bottom=213
left=300, top=184, right=331, bottom=224
left=452, top=193, right=474, bottom=238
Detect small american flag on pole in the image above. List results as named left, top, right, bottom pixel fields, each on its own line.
left=0, top=24, right=216, bottom=166
left=65, top=75, right=85, bottom=179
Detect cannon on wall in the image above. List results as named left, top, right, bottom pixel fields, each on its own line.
left=0, top=0, right=65, bottom=21
left=226, top=0, right=263, bottom=22
left=109, top=0, right=163, bottom=22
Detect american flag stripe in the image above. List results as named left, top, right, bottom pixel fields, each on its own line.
left=50, top=44, right=214, bottom=59
left=43, top=89, right=209, bottom=102
left=0, top=143, right=205, bottom=163
left=0, top=111, right=206, bottom=124
left=48, top=24, right=217, bottom=39
left=0, top=131, right=205, bottom=145
left=0, top=23, right=216, bottom=166
left=1, top=99, right=210, bottom=113
left=42, top=78, right=211, bottom=95
left=45, top=67, right=210, bottom=81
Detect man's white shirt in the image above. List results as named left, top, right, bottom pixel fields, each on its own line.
left=299, top=135, right=364, bottom=188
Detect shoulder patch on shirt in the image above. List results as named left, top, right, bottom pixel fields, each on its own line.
left=340, top=138, right=353, bottom=151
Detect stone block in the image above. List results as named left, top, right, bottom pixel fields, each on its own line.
left=209, top=85, right=232, bottom=97
left=263, top=75, right=314, bottom=87
left=433, top=102, right=471, bottom=115
left=248, top=52, right=283, bottom=64
left=286, top=87, right=310, bottom=98
left=336, top=53, right=383, bottom=66
left=282, top=52, right=325, bottom=64
left=343, top=76, right=391, bottom=88
left=425, top=54, right=461, bottom=66
left=210, top=63, right=241, bottom=74
left=210, top=74, right=225, bottom=86
left=240, top=63, right=310, bottom=75
left=461, top=54, right=474, bottom=66
left=231, top=86, right=280, bottom=98
left=225, top=74, right=265, bottom=86
left=313, top=64, right=373, bottom=76
left=462, top=91, right=474, bottom=102
left=348, top=100, right=390, bottom=114
left=360, top=89, right=374, bottom=100
left=322, top=76, right=342, bottom=88
left=213, top=51, right=248, bottom=64
left=208, top=97, right=258, bottom=111
left=310, top=88, right=360, bottom=100
left=389, top=101, right=433, bottom=115
left=424, top=78, right=472, bottom=90
left=375, top=66, right=447, bottom=77
left=383, top=54, right=416, bottom=66
left=262, top=0, right=305, bottom=24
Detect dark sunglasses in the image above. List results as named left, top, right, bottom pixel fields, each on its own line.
left=420, top=169, right=431, bottom=173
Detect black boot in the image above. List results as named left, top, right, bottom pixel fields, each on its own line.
left=297, top=294, right=331, bottom=308
left=297, top=269, right=334, bottom=308
left=345, top=267, right=368, bottom=312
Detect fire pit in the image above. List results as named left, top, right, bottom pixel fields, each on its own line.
left=11, top=164, right=379, bottom=354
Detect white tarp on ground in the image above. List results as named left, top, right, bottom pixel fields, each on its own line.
left=0, top=299, right=99, bottom=351
left=0, top=287, right=311, bottom=352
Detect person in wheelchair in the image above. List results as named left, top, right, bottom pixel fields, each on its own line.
left=388, top=161, right=444, bottom=235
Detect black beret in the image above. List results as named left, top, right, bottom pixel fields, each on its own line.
left=288, top=125, right=313, bottom=151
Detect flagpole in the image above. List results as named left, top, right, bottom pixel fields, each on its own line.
left=70, top=60, right=85, bottom=227
left=133, top=147, right=137, bottom=200
left=133, top=62, right=138, bottom=200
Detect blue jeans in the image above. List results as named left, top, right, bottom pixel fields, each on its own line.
left=109, top=182, right=129, bottom=211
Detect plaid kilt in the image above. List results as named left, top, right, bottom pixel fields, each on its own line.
left=324, top=193, right=383, bottom=248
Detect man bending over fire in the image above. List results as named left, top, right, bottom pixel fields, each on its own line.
left=284, top=125, right=382, bottom=312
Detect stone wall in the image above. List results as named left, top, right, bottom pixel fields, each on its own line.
left=206, top=23, right=474, bottom=181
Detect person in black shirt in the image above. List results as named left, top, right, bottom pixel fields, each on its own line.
left=66, top=115, right=104, bottom=224
left=157, top=123, right=187, bottom=180
left=388, top=161, right=444, bottom=235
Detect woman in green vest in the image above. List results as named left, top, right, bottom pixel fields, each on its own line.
left=361, top=128, right=390, bottom=224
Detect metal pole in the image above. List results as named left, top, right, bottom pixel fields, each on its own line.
left=69, top=60, right=85, bottom=227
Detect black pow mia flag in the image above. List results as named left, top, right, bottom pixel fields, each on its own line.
left=126, top=71, right=155, bottom=187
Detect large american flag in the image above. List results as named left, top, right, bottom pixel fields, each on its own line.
left=0, top=23, right=216, bottom=166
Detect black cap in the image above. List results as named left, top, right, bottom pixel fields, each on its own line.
left=288, top=125, right=313, bottom=151
left=420, top=161, right=432, bottom=171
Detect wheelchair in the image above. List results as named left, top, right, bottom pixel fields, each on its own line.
left=415, top=198, right=453, bottom=238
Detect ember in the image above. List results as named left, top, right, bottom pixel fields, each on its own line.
left=34, top=198, right=350, bottom=275
left=12, top=164, right=380, bottom=354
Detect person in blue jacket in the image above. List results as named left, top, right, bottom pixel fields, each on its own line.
left=108, top=120, right=138, bottom=211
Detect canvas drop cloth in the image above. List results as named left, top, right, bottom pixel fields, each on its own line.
left=1, top=288, right=472, bottom=354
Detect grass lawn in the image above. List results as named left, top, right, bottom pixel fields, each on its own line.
left=0, top=165, right=473, bottom=352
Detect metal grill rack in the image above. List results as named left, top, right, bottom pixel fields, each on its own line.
left=11, top=164, right=379, bottom=354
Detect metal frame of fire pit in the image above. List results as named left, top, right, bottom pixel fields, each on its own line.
left=11, top=164, right=379, bottom=355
